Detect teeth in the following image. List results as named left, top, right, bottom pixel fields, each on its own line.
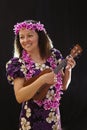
left=26, top=43, right=32, bottom=47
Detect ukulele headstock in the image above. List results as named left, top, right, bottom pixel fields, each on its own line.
left=70, top=44, right=83, bottom=58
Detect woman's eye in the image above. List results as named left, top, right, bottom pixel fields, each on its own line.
left=28, top=34, right=33, bottom=37
left=19, top=36, right=24, bottom=39
left=19, top=34, right=33, bottom=39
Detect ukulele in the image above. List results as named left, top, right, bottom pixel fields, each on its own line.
left=23, top=44, right=83, bottom=100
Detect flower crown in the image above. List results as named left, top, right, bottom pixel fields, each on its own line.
left=13, top=21, right=46, bottom=35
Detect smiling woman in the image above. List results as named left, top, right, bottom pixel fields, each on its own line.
left=6, top=19, right=76, bottom=130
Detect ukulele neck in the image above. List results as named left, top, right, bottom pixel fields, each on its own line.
left=54, top=59, right=67, bottom=74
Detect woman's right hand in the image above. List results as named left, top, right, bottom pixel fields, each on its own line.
left=41, top=71, right=57, bottom=85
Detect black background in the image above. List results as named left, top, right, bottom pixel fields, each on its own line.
left=0, top=0, right=87, bottom=130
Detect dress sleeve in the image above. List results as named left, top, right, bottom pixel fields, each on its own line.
left=6, top=57, right=26, bottom=85
left=51, top=48, right=64, bottom=65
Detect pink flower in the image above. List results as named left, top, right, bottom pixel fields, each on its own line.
left=22, top=50, right=35, bottom=80
left=13, top=21, right=46, bottom=35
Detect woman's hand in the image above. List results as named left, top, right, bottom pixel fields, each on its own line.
left=62, top=55, right=76, bottom=90
left=65, top=55, right=76, bottom=71
left=42, top=71, right=57, bottom=85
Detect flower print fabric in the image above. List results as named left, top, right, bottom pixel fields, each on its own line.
left=6, top=57, right=26, bottom=84
left=6, top=48, right=63, bottom=130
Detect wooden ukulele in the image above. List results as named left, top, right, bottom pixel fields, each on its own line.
left=23, top=44, right=83, bottom=100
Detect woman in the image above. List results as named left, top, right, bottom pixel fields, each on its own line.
left=6, top=20, right=75, bottom=130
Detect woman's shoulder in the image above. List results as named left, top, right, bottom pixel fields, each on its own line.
left=6, top=57, right=25, bottom=72
left=6, top=57, right=25, bottom=84
left=6, top=57, right=25, bottom=68
left=6, top=57, right=22, bottom=64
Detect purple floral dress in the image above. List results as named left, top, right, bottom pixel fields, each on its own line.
left=6, top=48, right=63, bottom=130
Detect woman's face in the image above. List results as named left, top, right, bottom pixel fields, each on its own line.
left=19, top=28, right=39, bottom=53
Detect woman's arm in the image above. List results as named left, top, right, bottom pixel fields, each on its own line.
left=62, top=56, right=76, bottom=90
left=13, top=71, right=55, bottom=103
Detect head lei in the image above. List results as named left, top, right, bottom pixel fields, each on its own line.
left=13, top=21, right=46, bottom=35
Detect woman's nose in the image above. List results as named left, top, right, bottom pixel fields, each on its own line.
left=24, top=38, right=28, bottom=42
left=24, top=37, right=29, bottom=42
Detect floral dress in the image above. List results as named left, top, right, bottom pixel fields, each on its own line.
left=6, top=48, right=63, bottom=130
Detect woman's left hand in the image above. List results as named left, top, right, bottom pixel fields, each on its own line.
left=66, top=56, right=76, bottom=70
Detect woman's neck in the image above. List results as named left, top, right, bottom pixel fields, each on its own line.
left=27, top=50, right=45, bottom=64
left=31, top=55, right=46, bottom=64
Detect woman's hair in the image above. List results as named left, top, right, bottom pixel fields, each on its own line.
left=13, top=20, right=53, bottom=59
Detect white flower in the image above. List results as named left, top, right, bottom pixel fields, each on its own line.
left=26, top=108, right=31, bottom=118
left=24, top=105, right=31, bottom=118
left=35, top=63, right=46, bottom=71
left=6, top=60, right=12, bottom=68
left=24, top=104, right=28, bottom=110
left=7, top=75, right=14, bottom=81
left=21, top=117, right=31, bottom=130
left=20, top=64, right=27, bottom=74
left=53, top=114, right=60, bottom=123
left=52, top=123, right=60, bottom=130
left=46, top=89, right=54, bottom=100
left=46, top=112, right=55, bottom=123
left=46, top=66, right=49, bottom=69
left=18, top=59, right=23, bottom=62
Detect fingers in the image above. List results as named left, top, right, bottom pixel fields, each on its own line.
left=54, top=75, right=57, bottom=83
left=54, top=76, right=57, bottom=82
left=66, top=55, right=76, bottom=69
left=44, top=71, right=57, bottom=85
